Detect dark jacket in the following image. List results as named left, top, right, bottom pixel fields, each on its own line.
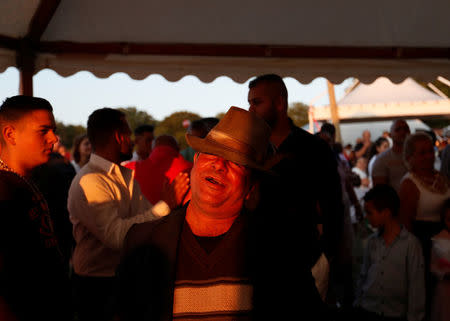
left=0, top=170, right=72, bottom=321
left=255, top=122, right=343, bottom=266
left=117, top=205, right=331, bottom=321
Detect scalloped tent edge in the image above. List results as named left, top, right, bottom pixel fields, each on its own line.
left=1, top=0, right=450, bottom=94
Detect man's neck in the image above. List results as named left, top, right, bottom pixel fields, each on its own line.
left=391, top=143, right=403, bottom=154
left=381, top=219, right=401, bottom=246
left=93, top=149, right=121, bottom=165
left=186, top=202, right=239, bottom=237
left=0, top=152, right=31, bottom=177
left=270, top=117, right=292, bottom=148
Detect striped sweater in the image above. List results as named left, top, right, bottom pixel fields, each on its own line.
left=173, top=215, right=252, bottom=320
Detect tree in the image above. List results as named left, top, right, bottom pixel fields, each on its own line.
left=154, top=111, right=202, bottom=150
left=288, top=102, right=309, bottom=128
left=116, top=107, right=159, bottom=132
left=56, top=121, right=86, bottom=150
left=215, top=112, right=226, bottom=120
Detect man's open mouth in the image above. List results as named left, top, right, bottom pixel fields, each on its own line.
left=205, top=176, right=224, bottom=187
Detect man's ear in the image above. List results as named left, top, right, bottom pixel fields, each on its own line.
left=245, top=182, right=258, bottom=201
left=2, top=125, right=16, bottom=146
left=114, top=130, right=123, bottom=144
left=275, top=95, right=287, bottom=113
left=193, top=152, right=200, bottom=163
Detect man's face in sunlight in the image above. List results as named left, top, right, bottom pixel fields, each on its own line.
left=248, top=83, right=279, bottom=128
left=119, top=118, right=134, bottom=162
left=14, top=109, right=58, bottom=169
left=190, top=153, right=252, bottom=218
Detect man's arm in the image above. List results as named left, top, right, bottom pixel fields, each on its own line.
left=398, top=178, right=419, bottom=232
left=354, top=237, right=372, bottom=304
left=69, top=176, right=169, bottom=250
left=0, top=296, right=18, bottom=321
left=407, top=238, right=425, bottom=321
left=371, top=155, right=388, bottom=186
left=315, top=139, right=344, bottom=261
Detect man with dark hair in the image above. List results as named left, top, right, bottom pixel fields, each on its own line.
left=68, top=108, right=188, bottom=321
left=181, top=117, right=219, bottom=162
left=0, top=95, right=72, bottom=321
left=118, top=107, right=328, bottom=320
left=248, top=74, right=344, bottom=304
left=133, top=124, right=155, bottom=161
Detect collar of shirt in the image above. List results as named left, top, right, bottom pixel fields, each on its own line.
left=375, top=225, right=408, bottom=243
left=89, top=153, right=133, bottom=188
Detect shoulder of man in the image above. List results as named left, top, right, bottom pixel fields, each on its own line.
left=0, top=171, right=29, bottom=201
left=372, top=149, right=392, bottom=172
left=286, top=125, right=333, bottom=156
left=376, top=148, right=393, bottom=161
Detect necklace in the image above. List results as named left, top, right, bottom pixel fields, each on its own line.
left=411, top=170, right=449, bottom=194
left=0, top=158, right=52, bottom=224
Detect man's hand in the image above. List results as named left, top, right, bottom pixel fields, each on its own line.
left=161, top=172, right=190, bottom=210
left=361, top=177, right=370, bottom=187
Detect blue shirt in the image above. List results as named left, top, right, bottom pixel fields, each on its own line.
left=354, top=226, right=425, bottom=321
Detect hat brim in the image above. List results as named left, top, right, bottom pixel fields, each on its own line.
left=186, top=133, right=270, bottom=172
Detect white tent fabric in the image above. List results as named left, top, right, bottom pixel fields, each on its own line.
left=311, top=77, right=447, bottom=144
left=0, top=0, right=449, bottom=83
left=338, top=77, right=444, bottom=105
left=313, top=77, right=449, bottom=122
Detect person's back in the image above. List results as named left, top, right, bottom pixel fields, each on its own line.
left=371, top=148, right=407, bottom=193
left=372, top=120, right=410, bottom=193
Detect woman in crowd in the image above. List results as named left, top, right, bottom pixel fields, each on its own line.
left=399, top=132, right=450, bottom=316
left=367, top=136, right=389, bottom=179
left=430, top=198, right=450, bottom=321
left=71, top=134, right=91, bottom=173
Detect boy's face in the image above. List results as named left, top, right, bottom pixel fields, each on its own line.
left=364, top=200, right=387, bottom=228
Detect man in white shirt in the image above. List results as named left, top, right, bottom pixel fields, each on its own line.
left=68, top=108, right=188, bottom=321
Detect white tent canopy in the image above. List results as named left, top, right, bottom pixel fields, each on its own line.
left=0, top=0, right=449, bottom=93
left=313, top=77, right=450, bottom=123
left=338, top=78, right=445, bottom=105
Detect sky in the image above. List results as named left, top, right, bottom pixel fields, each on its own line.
left=0, top=66, right=353, bottom=126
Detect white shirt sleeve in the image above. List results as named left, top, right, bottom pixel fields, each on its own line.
left=69, top=174, right=170, bottom=250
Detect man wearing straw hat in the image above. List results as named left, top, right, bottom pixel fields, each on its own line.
left=117, top=106, right=328, bottom=321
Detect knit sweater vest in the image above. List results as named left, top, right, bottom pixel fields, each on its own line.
left=173, top=214, right=252, bottom=320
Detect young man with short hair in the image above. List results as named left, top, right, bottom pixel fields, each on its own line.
left=0, top=95, right=71, bottom=321
left=248, top=74, right=344, bottom=304
left=68, top=108, right=188, bottom=321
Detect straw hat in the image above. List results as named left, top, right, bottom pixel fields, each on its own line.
left=186, top=106, right=271, bottom=171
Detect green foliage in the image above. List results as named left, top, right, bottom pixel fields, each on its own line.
left=56, top=121, right=86, bottom=149
left=288, top=102, right=309, bottom=128
left=215, top=112, right=226, bottom=120
left=155, top=111, right=202, bottom=150
left=116, top=107, right=159, bottom=132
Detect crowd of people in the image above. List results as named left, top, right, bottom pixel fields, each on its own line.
left=0, top=74, right=449, bottom=321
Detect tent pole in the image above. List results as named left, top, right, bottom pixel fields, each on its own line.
left=19, top=68, right=34, bottom=96
left=327, top=80, right=342, bottom=143
left=17, top=41, right=35, bottom=96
